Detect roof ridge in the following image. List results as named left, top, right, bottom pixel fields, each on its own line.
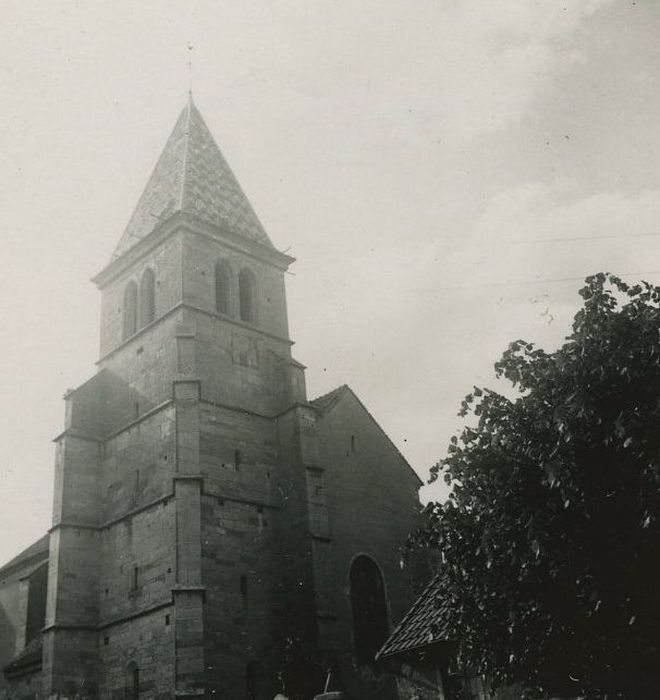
left=311, top=384, right=348, bottom=415
left=0, top=534, right=49, bottom=577
left=112, top=98, right=274, bottom=259
left=311, top=385, right=422, bottom=486
left=177, top=95, right=194, bottom=210
left=312, top=383, right=348, bottom=400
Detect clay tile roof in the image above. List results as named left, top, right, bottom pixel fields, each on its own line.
left=0, top=534, right=49, bottom=577
left=311, top=385, right=348, bottom=416
left=377, top=574, right=451, bottom=660
left=113, top=95, right=273, bottom=258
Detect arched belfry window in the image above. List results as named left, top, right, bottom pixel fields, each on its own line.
left=139, top=268, right=155, bottom=327
left=239, top=268, right=257, bottom=324
left=349, top=555, right=389, bottom=666
left=123, top=281, right=138, bottom=339
left=215, top=261, right=232, bottom=315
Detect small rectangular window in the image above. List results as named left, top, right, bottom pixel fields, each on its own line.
left=240, top=575, right=248, bottom=597
left=103, top=636, right=109, bottom=646
left=133, top=667, right=140, bottom=697
left=165, top=615, right=170, bottom=626
left=132, top=566, right=139, bottom=590
left=234, top=449, right=241, bottom=470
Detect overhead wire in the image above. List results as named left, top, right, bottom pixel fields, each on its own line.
left=428, top=270, right=660, bottom=293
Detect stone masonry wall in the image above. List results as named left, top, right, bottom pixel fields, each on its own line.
left=199, top=402, right=282, bottom=697
left=201, top=495, right=281, bottom=698
left=395, top=663, right=446, bottom=700
left=198, top=403, right=277, bottom=503
left=100, top=406, right=176, bottom=523
left=94, top=402, right=178, bottom=697
left=98, top=500, right=176, bottom=628
left=98, top=311, right=184, bottom=431
left=191, top=310, right=295, bottom=416
left=97, top=599, right=175, bottom=699
left=314, top=389, right=422, bottom=700
left=274, top=408, right=320, bottom=679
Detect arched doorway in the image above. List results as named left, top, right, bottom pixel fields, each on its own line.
left=349, top=555, right=389, bottom=666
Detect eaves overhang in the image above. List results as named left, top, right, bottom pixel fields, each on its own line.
left=92, top=211, right=295, bottom=289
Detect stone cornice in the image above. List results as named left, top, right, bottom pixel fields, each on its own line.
left=96, top=301, right=293, bottom=364
left=92, top=212, right=294, bottom=289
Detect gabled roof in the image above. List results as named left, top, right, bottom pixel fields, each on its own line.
left=377, top=574, right=451, bottom=660
left=113, top=95, right=273, bottom=258
left=0, top=534, right=49, bottom=578
left=311, top=384, right=349, bottom=416
left=311, top=384, right=423, bottom=487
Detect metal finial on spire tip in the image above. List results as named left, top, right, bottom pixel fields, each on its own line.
left=186, top=42, right=194, bottom=102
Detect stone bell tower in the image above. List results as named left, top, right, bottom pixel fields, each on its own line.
left=36, top=96, right=422, bottom=700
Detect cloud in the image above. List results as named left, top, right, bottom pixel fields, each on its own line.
left=469, top=183, right=660, bottom=281
left=431, top=0, right=614, bottom=139
left=195, top=0, right=616, bottom=150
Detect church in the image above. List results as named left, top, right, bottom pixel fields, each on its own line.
left=0, top=97, right=424, bottom=699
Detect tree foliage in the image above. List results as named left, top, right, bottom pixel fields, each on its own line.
left=412, top=273, right=660, bottom=697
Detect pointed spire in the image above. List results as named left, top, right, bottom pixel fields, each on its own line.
left=113, top=99, right=273, bottom=258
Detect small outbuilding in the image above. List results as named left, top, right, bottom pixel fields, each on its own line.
left=377, top=574, right=492, bottom=700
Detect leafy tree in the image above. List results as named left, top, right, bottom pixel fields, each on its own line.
left=412, top=273, right=660, bottom=698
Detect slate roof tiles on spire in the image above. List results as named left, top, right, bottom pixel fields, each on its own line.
left=114, top=96, right=273, bottom=258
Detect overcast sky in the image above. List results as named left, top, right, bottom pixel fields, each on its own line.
left=1, top=0, right=659, bottom=565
